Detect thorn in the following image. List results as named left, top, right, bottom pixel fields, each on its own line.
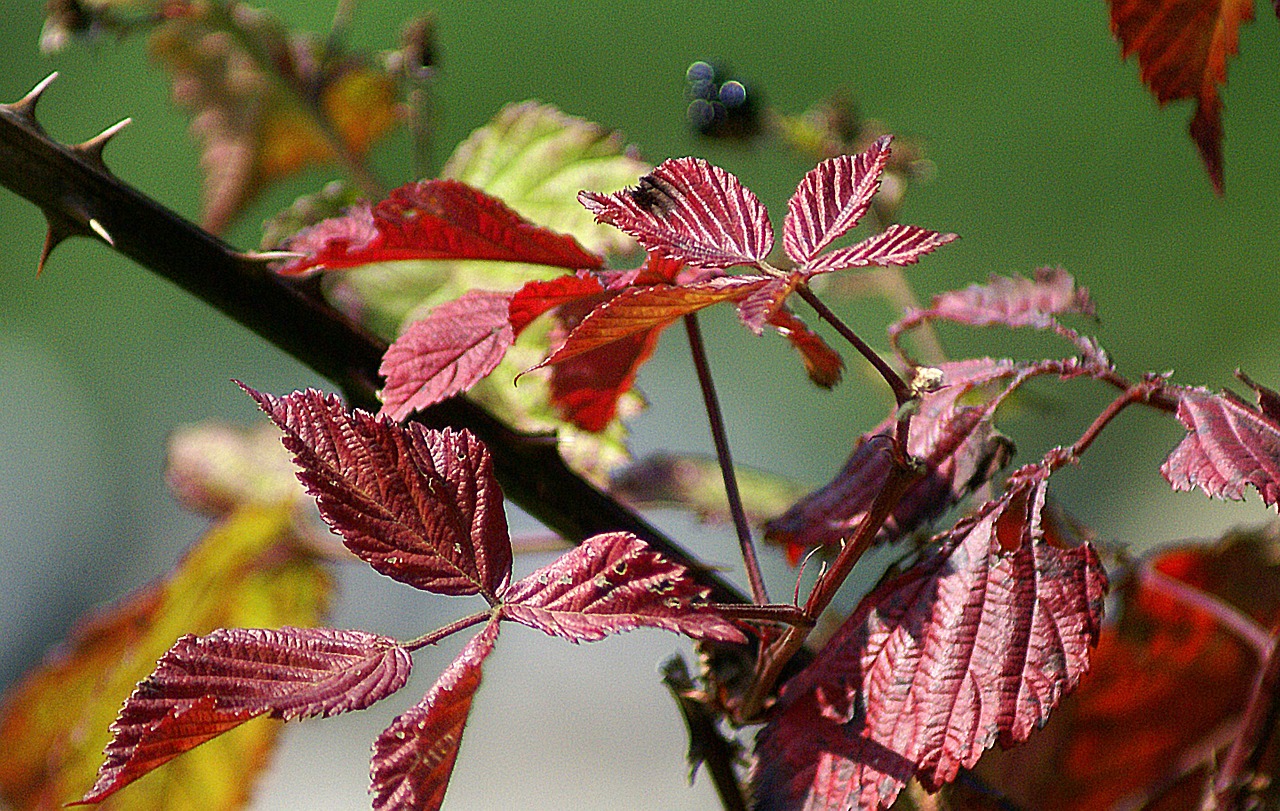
left=74, top=118, right=131, bottom=169
left=4, top=72, right=58, bottom=126
left=236, top=249, right=304, bottom=264
left=88, top=218, right=114, bottom=246
left=38, top=215, right=77, bottom=275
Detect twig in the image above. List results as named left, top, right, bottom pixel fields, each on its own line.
left=685, top=313, right=769, bottom=605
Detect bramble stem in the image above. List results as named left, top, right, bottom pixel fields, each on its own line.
left=404, top=610, right=494, bottom=652
left=684, top=313, right=769, bottom=605
left=797, top=284, right=912, bottom=406
left=1071, top=377, right=1164, bottom=458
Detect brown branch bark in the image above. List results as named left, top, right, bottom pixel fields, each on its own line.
left=0, top=77, right=748, bottom=606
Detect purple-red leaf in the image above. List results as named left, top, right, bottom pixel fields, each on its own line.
left=891, top=268, right=1095, bottom=338
left=81, top=627, right=411, bottom=804
left=379, top=290, right=515, bottom=422
left=579, top=157, right=773, bottom=269
left=783, top=136, right=894, bottom=264
left=508, top=273, right=606, bottom=336
left=1162, top=377, right=1280, bottom=508
left=754, top=467, right=1107, bottom=809
left=371, top=618, right=500, bottom=811
left=767, top=306, right=844, bottom=389
left=800, top=223, right=957, bottom=276
left=498, top=532, right=747, bottom=644
left=278, top=179, right=603, bottom=275
left=536, top=276, right=770, bottom=369
left=247, top=387, right=512, bottom=599
left=549, top=326, right=661, bottom=432
left=765, top=358, right=1019, bottom=563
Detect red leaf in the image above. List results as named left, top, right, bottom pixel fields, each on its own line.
left=891, top=268, right=1095, bottom=337
left=800, top=223, right=957, bottom=276
left=379, top=290, right=515, bottom=422
left=550, top=326, right=661, bottom=432
left=765, top=359, right=1019, bottom=564
left=1108, top=0, right=1255, bottom=193
left=537, top=276, right=770, bottom=369
left=754, top=468, right=1106, bottom=809
left=736, top=275, right=800, bottom=335
left=370, top=618, right=500, bottom=811
left=783, top=135, right=894, bottom=264
left=246, top=387, right=512, bottom=599
left=1161, top=378, right=1280, bottom=507
left=508, top=273, right=606, bottom=336
left=578, top=157, right=774, bottom=269
left=81, top=627, right=411, bottom=804
left=278, top=179, right=603, bottom=275
left=767, top=306, right=844, bottom=389
left=498, top=532, right=747, bottom=644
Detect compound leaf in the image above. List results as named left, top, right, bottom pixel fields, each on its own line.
left=370, top=618, right=501, bottom=811
left=498, top=532, right=747, bottom=644
left=380, top=290, right=516, bottom=422
left=579, top=158, right=774, bottom=269
left=891, top=268, right=1095, bottom=337
left=247, top=387, right=512, bottom=600
left=80, top=628, right=411, bottom=804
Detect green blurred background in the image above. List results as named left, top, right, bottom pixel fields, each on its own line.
left=1, top=1, right=1278, bottom=808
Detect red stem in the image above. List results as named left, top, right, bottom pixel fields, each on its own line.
left=404, top=610, right=494, bottom=652
left=684, top=313, right=770, bottom=605
left=797, top=284, right=912, bottom=406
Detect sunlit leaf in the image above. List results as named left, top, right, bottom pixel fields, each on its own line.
left=379, top=290, right=516, bottom=422
left=799, top=223, right=956, bottom=276
left=247, top=387, right=512, bottom=599
left=754, top=466, right=1106, bottom=809
left=80, top=628, right=411, bottom=804
left=499, top=532, right=746, bottom=643
left=1162, top=375, right=1280, bottom=508
left=1107, top=0, right=1256, bottom=192
left=149, top=7, right=400, bottom=232
left=279, top=179, right=602, bottom=276
left=370, top=618, right=501, bottom=811
left=783, top=136, right=894, bottom=264
left=891, top=269, right=1095, bottom=338
left=579, top=157, right=774, bottom=269
left=548, top=325, right=661, bottom=433
left=0, top=505, right=331, bottom=810
left=443, top=101, right=651, bottom=257
left=762, top=304, right=844, bottom=389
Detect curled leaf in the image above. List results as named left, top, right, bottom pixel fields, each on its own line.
left=81, top=628, right=411, bottom=804
left=891, top=268, right=1095, bottom=338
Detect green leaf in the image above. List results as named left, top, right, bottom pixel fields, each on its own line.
left=0, top=504, right=332, bottom=810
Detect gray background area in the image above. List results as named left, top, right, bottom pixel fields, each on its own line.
left=2, top=1, right=1278, bottom=807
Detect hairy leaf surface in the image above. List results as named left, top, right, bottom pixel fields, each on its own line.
left=370, top=619, right=500, bottom=811
left=0, top=503, right=329, bottom=811
left=499, top=533, right=747, bottom=644
left=579, top=157, right=774, bottom=268
left=1162, top=376, right=1280, bottom=508
left=81, top=628, right=411, bottom=804
left=755, top=467, right=1106, bottom=809
left=783, top=136, right=894, bottom=264
left=1107, top=0, right=1256, bottom=192
left=248, top=388, right=512, bottom=599
left=280, top=179, right=602, bottom=275
left=380, top=290, right=516, bottom=421
left=891, top=268, right=1095, bottom=337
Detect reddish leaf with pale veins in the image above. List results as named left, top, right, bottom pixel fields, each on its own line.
left=578, top=157, right=774, bottom=269
left=800, top=223, right=957, bottom=276
left=371, top=618, right=500, bottom=811
left=498, top=532, right=747, bottom=644
left=247, top=387, right=512, bottom=599
left=508, top=273, right=606, bottom=335
left=380, top=290, right=515, bottom=422
left=279, top=179, right=603, bottom=275
left=1108, top=0, right=1255, bottom=193
left=81, top=627, right=411, bottom=804
left=754, top=467, right=1107, bottom=809
left=765, top=358, right=1020, bottom=563
left=1162, top=378, right=1280, bottom=507
left=783, top=135, right=894, bottom=264
left=736, top=275, right=800, bottom=335
left=537, top=276, right=771, bottom=368
left=891, top=269, right=1095, bottom=338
